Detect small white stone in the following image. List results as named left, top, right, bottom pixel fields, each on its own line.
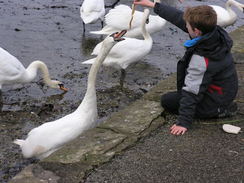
left=222, top=124, right=241, bottom=134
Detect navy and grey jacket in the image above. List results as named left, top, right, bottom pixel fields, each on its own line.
left=154, top=3, right=238, bottom=129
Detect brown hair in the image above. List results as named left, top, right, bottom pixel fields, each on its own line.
left=183, top=5, right=217, bottom=35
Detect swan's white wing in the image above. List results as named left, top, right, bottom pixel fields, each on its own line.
left=27, top=110, right=96, bottom=148
left=0, top=47, right=25, bottom=81
left=105, top=5, right=144, bottom=30
left=91, top=41, right=103, bottom=55
left=101, top=38, right=153, bottom=69
left=90, top=25, right=121, bottom=35
left=82, top=58, right=96, bottom=65
left=91, top=5, right=166, bottom=38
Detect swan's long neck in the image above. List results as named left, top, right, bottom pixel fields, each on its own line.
left=25, top=61, right=53, bottom=85
left=141, top=10, right=152, bottom=42
left=85, top=40, right=116, bottom=96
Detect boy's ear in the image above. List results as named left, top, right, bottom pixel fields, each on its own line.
left=194, top=28, right=202, bottom=36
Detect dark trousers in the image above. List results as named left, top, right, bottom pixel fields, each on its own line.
left=160, top=91, right=223, bottom=119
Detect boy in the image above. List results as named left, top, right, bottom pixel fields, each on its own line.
left=133, top=0, right=238, bottom=135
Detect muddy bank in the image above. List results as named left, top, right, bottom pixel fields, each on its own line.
left=0, top=0, right=244, bottom=182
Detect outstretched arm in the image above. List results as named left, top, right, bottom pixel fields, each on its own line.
left=134, top=0, right=187, bottom=32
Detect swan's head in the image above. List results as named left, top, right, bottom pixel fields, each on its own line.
left=146, top=18, right=149, bottom=24
left=49, top=80, right=68, bottom=92
left=109, top=29, right=127, bottom=42
left=235, top=1, right=244, bottom=12
left=143, top=9, right=150, bottom=24
left=229, top=0, right=244, bottom=12
left=239, top=4, right=244, bottom=12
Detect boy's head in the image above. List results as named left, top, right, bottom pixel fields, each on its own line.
left=183, top=5, right=217, bottom=38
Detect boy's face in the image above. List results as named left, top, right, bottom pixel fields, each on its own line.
left=186, top=22, right=202, bottom=39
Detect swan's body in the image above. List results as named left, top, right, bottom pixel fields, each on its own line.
left=0, top=47, right=67, bottom=91
left=83, top=9, right=153, bottom=87
left=210, top=0, right=244, bottom=27
left=90, top=5, right=166, bottom=38
left=14, top=30, right=126, bottom=159
left=80, top=0, right=105, bottom=32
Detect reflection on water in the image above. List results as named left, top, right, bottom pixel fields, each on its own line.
left=80, top=34, right=104, bottom=56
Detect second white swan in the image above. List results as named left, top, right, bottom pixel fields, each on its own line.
left=0, top=47, right=67, bottom=92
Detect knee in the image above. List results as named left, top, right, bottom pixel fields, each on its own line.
left=160, top=92, right=180, bottom=114
left=160, top=94, right=168, bottom=108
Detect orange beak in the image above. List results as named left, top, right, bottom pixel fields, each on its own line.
left=59, top=84, right=68, bottom=92
left=114, top=30, right=127, bottom=39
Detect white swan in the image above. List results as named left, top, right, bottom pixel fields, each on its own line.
left=83, top=8, right=153, bottom=88
left=90, top=4, right=166, bottom=38
left=210, top=0, right=244, bottom=27
left=0, top=47, right=68, bottom=91
left=80, top=0, right=106, bottom=32
left=13, top=30, right=127, bottom=159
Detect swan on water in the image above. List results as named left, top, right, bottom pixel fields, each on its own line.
left=90, top=4, right=166, bottom=38
left=13, top=30, right=127, bottom=159
left=0, top=47, right=68, bottom=92
left=210, top=0, right=244, bottom=27
left=80, top=0, right=106, bottom=33
left=83, top=8, right=153, bottom=88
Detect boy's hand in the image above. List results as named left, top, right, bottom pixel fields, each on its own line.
left=170, top=124, right=187, bottom=135
left=134, top=0, right=184, bottom=6
left=133, top=0, right=155, bottom=8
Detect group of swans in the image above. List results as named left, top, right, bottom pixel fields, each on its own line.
left=14, top=30, right=127, bottom=159
left=0, top=47, right=68, bottom=92
left=83, top=8, right=153, bottom=88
